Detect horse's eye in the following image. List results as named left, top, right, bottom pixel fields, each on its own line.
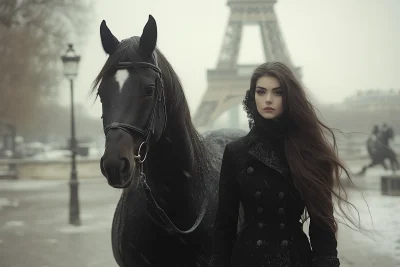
left=144, top=86, right=155, bottom=96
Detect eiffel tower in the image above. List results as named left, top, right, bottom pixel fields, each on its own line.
left=193, top=0, right=301, bottom=130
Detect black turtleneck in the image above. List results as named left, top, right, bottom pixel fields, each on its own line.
left=252, top=112, right=288, bottom=161
left=253, top=112, right=287, bottom=140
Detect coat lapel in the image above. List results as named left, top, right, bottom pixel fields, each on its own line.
left=245, top=129, right=290, bottom=179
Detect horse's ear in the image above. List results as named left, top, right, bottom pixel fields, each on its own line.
left=139, top=15, right=157, bottom=57
left=100, top=20, right=120, bottom=54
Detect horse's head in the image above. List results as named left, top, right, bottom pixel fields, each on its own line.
left=95, top=15, right=167, bottom=188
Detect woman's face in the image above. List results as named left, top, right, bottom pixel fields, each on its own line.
left=254, top=75, right=284, bottom=120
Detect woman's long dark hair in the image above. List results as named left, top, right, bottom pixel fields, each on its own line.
left=243, top=62, right=362, bottom=234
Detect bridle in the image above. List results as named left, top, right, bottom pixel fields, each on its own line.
left=103, top=54, right=208, bottom=235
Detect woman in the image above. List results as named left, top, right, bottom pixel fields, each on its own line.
left=210, top=62, right=357, bottom=267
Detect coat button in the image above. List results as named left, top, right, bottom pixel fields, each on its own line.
left=281, top=240, right=289, bottom=247
left=256, top=240, right=263, bottom=246
left=246, top=167, right=254, bottom=174
left=278, top=192, right=285, bottom=200
left=278, top=208, right=285, bottom=214
left=257, top=206, right=263, bottom=213
left=279, top=223, right=285, bottom=230
left=254, top=191, right=262, bottom=199
left=258, top=222, right=265, bottom=229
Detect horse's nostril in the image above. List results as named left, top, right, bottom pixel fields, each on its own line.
left=120, top=157, right=130, bottom=174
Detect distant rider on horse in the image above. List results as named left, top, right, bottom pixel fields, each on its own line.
left=357, top=124, right=399, bottom=175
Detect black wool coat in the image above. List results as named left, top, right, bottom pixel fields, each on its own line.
left=210, top=128, right=340, bottom=267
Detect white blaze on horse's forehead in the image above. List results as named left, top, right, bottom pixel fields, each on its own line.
left=115, top=69, right=129, bottom=93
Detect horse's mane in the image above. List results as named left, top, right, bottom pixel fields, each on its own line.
left=91, top=37, right=211, bottom=189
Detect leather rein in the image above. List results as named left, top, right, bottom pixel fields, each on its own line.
left=103, top=57, right=208, bottom=235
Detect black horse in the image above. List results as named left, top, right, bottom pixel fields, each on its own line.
left=357, top=127, right=399, bottom=175
left=92, top=15, right=246, bottom=267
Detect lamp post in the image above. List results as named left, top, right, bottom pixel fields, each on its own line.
left=61, top=43, right=81, bottom=226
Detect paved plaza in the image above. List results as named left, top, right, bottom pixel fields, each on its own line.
left=0, top=168, right=399, bottom=267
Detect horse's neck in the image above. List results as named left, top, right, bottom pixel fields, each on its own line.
left=146, top=133, right=198, bottom=195
left=161, top=119, right=198, bottom=173
left=148, top=137, right=181, bottom=173
left=145, top=137, right=204, bottom=228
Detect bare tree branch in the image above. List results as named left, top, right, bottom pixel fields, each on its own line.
left=0, top=0, right=95, bottom=140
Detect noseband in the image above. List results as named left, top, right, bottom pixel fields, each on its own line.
left=103, top=56, right=207, bottom=235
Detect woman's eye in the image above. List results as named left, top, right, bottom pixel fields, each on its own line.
left=256, top=90, right=265, bottom=95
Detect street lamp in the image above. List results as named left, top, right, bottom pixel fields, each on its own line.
left=61, top=43, right=81, bottom=226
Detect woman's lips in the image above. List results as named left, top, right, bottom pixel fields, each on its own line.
left=263, top=107, right=275, bottom=111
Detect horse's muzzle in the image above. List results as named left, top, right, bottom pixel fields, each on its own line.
left=100, top=156, right=133, bottom=188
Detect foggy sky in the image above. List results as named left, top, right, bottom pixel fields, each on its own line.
left=58, top=0, right=400, bottom=120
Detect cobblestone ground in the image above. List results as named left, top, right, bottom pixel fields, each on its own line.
left=336, top=189, right=400, bottom=267
left=0, top=174, right=399, bottom=267
left=0, top=180, right=120, bottom=267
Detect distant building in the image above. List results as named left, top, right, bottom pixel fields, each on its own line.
left=341, top=89, right=400, bottom=111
